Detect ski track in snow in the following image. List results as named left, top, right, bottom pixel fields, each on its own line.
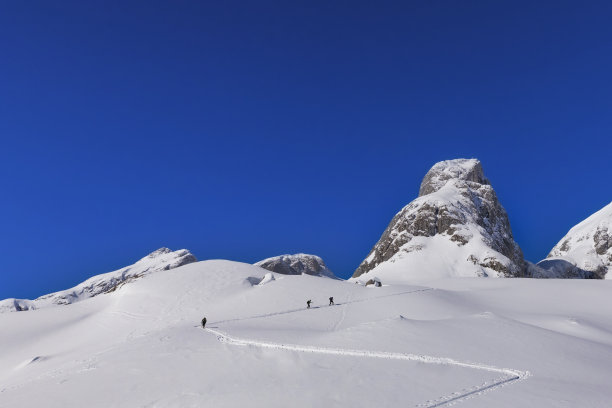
left=206, top=327, right=529, bottom=407
left=331, top=283, right=355, bottom=331
left=210, top=287, right=434, bottom=325
left=205, top=286, right=530, bottom=408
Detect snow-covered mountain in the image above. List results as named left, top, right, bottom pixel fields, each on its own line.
left=2, top=258, right=612, bottom=407
left=255, top=253, right=336, bottom=278
left=0, top=248, right=196, bottom=313
left=536, top=202, right=612, bottom=279
left=352, top=159, right=526, bottom=282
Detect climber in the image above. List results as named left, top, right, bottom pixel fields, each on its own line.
left=201, top=317, right=207, bottom=328
left=307, top=300, right=312, bottom=309
left=329, top=297, right=334, bottom=306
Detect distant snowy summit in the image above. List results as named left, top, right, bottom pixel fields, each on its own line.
left=255, top=254, right=337, bottom=278
left=535, top=202, right=612, bottom=279
left=353, top=159, right=526, bottom=281
left=0, top=248, right=196, bottom=313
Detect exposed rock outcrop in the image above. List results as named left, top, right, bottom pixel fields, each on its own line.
left=0, top=248, right=197, bottom=313
left=255, top=254, right=336, bottom=278
left=353, top=159, right=526, bottom=280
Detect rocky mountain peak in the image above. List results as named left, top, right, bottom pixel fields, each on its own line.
left=138, top=248, right=196, bottom=268
left=353, top=158, right=525, bottom=280
left=255, top=254, right=336, bottom=278
left=418, top=158, right=489, bottom=197
left=145, top=247, right=173, bottom=258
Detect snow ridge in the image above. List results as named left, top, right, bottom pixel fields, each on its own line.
left=0, top=248, right=196, bottom=313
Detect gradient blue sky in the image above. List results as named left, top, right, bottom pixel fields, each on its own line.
left=1, top=1, right=611, bottom=299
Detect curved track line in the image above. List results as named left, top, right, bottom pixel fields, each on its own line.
left=416, top=375, right=520, bottom=407
left=205, top=328, right=529, bottom=407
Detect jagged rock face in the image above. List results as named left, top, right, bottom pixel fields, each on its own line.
left=353, top=159, right=526, bottom=280
left=0, top=248, right=197, bottom=313
left=538, top=202, right=612, bottom=279
left=418, top=159, right=490, bottom=196
left=255, top=254, right=336, bottom=278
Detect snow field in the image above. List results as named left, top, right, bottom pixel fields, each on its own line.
left=2, top=260, right=612, bottom=407
left=206, top=327, right=527, bottom=407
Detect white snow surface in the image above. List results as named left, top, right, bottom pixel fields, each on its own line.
left=0, top=248, right=196, bottom=313
left=356, top=233, right=510, bottom=283
left=2, top=260, right=612, bottom=407
left=543, top=201, right=612, bottom=279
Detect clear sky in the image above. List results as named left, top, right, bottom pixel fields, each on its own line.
left=1, top=1, right=611, bottom=299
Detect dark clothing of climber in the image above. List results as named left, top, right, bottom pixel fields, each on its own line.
left=307, top=300, right=312, bottom=309
left=201, top=317, right=207, bottom=328
left=329, top=297, right=334, bottom=306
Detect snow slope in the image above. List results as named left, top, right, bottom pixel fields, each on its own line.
left=538, top=202, right=612, bottom=279
left=2, top=260, right=612, bottom=407
left=0, top=248, right=196, bottom=313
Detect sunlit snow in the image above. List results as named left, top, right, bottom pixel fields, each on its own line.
left=2, top=260, right=612, bottom=407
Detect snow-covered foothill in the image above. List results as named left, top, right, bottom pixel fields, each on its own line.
left=255, top=253, right=337, bottom=278
left=0, top=248, right=196, bottom=313
left=536, top=202, right=612, bottom=279
left=353, top=159, right=525, bottom=283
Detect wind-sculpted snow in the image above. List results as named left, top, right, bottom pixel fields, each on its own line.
left=0, top=248, right=196, bottom=313
left=205, top=327, right=529, bottom=408
left=353, top=159, right=525, bottom=281
left=538, top=202, right=612, bottom=279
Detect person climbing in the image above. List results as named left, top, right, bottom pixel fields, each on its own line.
left=201, top=317, right=207, bottom=328
left=329, top=297, right=334, bottom=306
left=307, top=300, right=312, bottom=309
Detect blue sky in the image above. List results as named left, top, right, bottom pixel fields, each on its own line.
left=1, top=1, right=611, bottom=299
